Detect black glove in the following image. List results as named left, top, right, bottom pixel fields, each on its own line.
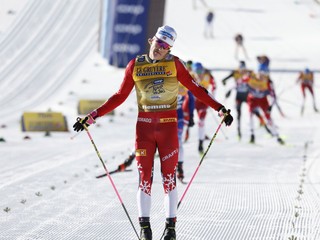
left=218, top=107, right=233, bottom=126
left=188, top=117, right=195, bottom=127
left=73, top=113, right=96, bottom=132
left=73, top=116, right=89, bottom=132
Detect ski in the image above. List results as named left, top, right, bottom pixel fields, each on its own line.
left=96, top=169, right=132, bottom=178
left=96, top=152, right=136, bottom=179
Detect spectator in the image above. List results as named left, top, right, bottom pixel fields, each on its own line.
left=234, top=33, right=249, bottom=60
left=204, top=10, right=215, bottom=38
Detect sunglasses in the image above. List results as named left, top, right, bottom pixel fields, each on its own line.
left=155, top=38, right=171, bottom=50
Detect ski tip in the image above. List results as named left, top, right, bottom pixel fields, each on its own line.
left=95, top=174, right=107, bottom=179
left=95, top=169, right=133, bottom=178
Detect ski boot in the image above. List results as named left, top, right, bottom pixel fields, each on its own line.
left=249, top=134, right=255, bottom=144
left=177, top=162, right=184, bottom=182
left=198, top=140, right=204, bottom=154
left=163, top=218, right=176, bottom=240
left=277, top=137, right=285, bottom=145
left=139, top=218, right=152, bottom=240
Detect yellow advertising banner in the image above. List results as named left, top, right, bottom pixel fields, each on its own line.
left=21, top=112, right=68, bottom=132
left=77, top=99, right=114, bottom=115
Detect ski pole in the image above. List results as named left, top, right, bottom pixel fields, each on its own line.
left=210, top=108, right=228, bottom=140
left=177, top=115, right=226, bottom=209
left=83, top=125, right=140, bottom=240
left=70, top=131, right=81, bottom=140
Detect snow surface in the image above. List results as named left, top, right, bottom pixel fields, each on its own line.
left=1, top=0, right=320, bottom=239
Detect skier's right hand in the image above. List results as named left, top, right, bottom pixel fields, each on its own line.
left=218, top=107, right=233, bottom=126
left=73, top=111, right=97, bottom=132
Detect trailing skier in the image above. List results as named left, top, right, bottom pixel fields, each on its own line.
left=245, top=71, right=285, bottom=145
left=222, top=61, right=268, bottom=139
left=296, top=68, right=318, bottom=115
left=190, top=62, right=217, bottom=154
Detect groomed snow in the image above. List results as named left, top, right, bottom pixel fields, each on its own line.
left=0, top=0, right=320, bottom=239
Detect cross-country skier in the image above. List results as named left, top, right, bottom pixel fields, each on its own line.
left=190, top=62, right=217, bottom=154
left=296, top=68, right=318, bottom=115
left=223, top=61, right=252, bottom=138
left=222, top=61, right=270, bottom=139
left=73, top=25, right=233, bottom=240
left=245, top=71, right=285, bottom=145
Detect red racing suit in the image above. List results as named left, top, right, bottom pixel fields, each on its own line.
left=94, top=54, right=223, bottom=218
left=246, top=73, right=272, bottom=120
left=297, top=71, right=314, bottom=97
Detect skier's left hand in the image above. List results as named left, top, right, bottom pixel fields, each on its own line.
left=218, top=107, right=233, bottom=126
